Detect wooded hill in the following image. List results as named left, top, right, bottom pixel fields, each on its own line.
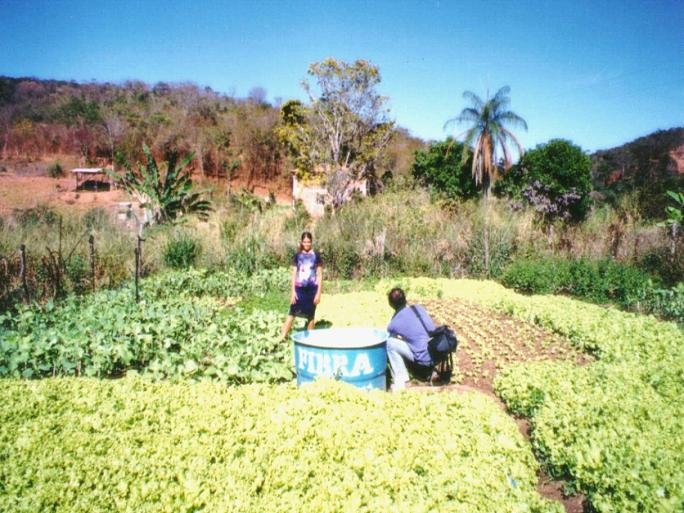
left=0, top=76, right=424, bottom=187
left=1, top=75, right=682, bottom=211
left=591, top=127, right=684, bottom=217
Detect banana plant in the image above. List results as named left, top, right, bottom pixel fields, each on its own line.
left=657, top=190, right=683, bottom=259
left=110, top=144, right=212, bottom=224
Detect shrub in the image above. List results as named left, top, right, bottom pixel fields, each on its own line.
left=16, top=205, right=59, bottom=227
left=641, top=246, right=684, bottom=285
left=501, top=257, right=655, bottom=309
left=411, top=138, right=478, bottom=200
left=498, top=139, right=592, bottom=222
left=163, top=232, right=202, bottom=269
left=46, top=161, right=64, bottom=178
left=82, top=207, right=110, bottom=230
left=65, top=254, right=89, bottom=294
left=283, top=200, right=311, bottom=232
left=225, top=236, right=281, bottom=275
left=112, top=144, right=212, bottom=224
left=646, top=282, right=684, bottom=324
left=319, top=243, right=361, bottom=279
left=499, top=258, right=564, bottom=294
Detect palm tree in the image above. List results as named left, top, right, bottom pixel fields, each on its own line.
left=445, top=86, right=527, bottom=198
left=445, top=86, right=527, bottom=274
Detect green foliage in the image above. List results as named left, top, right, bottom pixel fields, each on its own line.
left=382, top=276, right=684, bottom=513
left=294, top=58, right=394, bottom=206
left=275, top=99, right=314, bottom=174
left=64, top=254, right=89, bottom=295
left=144, top=267, right=290, bottom=299
left=500, top=257, right=655, bottom=308
left=498, top=258, right=568, bottom=295
left=110, top=144, right=212, bottom=224
left=0, top=269, right=292, bottom=382
left=645, top=282, right=684, bottom=324
left=496, top=358, right=684, bottom=513
left=411, top=138, right=478, bottom=199
left=46, top=161, right=64, bottom=178
left=162, top=231, right=201, bottom=269
left=479, top=281, right=684, bottom=513
left=81, top=207, right=109, bottom=230
left=446, top=85, right=527, bottom=196
left=225, top=236, right=282, bottom=275
left=591, top=127, right=684, bottom=218
left=465, top=220, right=514, bottom=278
left=57, top=95, right=102, bottom=126
left=15, top=204, right=59, bottom=227
left=0, top=378, right=563, bottom=513
left=662, top=190, right=684, bottom=223
left=319, top=242, right=361, bottom=280
left=499, top=139, right=593, bottom=221
left=282, top=199, right=311, bottom=232
left=657, top=189, right=684, bottom=258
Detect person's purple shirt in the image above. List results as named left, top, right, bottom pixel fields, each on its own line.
left=293, top=251, right=321, bottom=288
left=387, top=304, right=435, bottom=366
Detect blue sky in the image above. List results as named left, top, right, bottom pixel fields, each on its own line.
left=1, top=0, right=682, bottom=153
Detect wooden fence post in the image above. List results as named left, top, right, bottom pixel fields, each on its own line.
left=89, top=234, right=96, bottom=293
left=19, top=244, right=30, bottom=303
left=134, top=235, right=142, bottom=302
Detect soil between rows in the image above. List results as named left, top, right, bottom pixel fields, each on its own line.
left=405, top=298, right=591, bottom=513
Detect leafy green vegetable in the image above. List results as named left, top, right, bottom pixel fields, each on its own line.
left=0, top=378, right=563, bottom=513
left=0, top=269, right=293, bottom=383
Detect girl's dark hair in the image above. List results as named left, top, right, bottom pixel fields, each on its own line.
left=299, top=231, right=313, bottom=251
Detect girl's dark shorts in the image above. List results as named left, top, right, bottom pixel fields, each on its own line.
left=289, top=285, right=319, bottom=320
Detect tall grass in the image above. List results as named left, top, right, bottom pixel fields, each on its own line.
left=1, top=188, right=680, bottom=312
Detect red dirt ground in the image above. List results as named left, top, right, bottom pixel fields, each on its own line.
left=0, top=158, right=293, bottom=217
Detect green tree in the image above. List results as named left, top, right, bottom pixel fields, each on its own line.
left=445, top=86, right=527, bottom=197
left=411, top=138, right=477, bottom=199
left=498, top=138, right=593, bottom=222
left=280, top=58, right=394, bottom=208
left=276, top=99, right=313, bottom=173
left=111, top=144, right=212, bottom=224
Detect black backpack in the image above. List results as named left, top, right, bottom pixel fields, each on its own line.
left=410, top=305, right=459, bottom=363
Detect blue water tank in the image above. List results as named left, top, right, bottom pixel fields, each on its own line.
left=292, top=328, right=388, bottom=391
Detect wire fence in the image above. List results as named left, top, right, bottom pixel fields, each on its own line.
left=1, top=222, right=145, bottom=312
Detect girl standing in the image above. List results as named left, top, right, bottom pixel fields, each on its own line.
left=281, top=232, right=323, bottom=339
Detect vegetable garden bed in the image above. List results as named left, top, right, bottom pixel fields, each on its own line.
left=1, top=271, right=683, bottom=512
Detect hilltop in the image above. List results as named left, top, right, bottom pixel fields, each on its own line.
left=590, top=127, right=684, bottom=216
left=0, top=75, right=423, bottom=192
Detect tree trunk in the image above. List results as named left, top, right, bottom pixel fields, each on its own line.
left=2, top=131, right=8, bottom=160
left=482, top=193, right=490, bottom=276
left=196, top=143, right=204, bottom=178
left=110, top=140, right=116, bottom=173
left=672, top=224, right=678, bottom=261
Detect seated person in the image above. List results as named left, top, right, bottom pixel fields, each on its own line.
left=386, top=287, right=436, bottom=391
